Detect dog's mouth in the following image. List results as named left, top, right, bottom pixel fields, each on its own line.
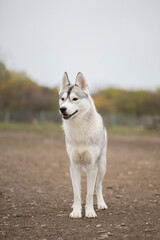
left=62, top=110, right=78, bottom=120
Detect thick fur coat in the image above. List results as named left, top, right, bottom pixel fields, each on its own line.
left=59, top=72, right=108, bottom=218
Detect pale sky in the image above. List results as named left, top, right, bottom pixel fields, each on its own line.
left=0, top=0, right=160, bottom=92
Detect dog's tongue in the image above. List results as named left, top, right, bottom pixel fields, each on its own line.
left=63, top=113, right=70, bottom=119
left=63, top=113, right=69, bottom=117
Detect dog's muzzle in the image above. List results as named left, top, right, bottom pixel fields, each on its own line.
left=60, top=107, right=78, bottom=120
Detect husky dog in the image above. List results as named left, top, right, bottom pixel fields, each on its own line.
left=59, top=72, right=108, bottom=218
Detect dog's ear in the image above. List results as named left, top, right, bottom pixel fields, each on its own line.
left=59, top=72, right=70, bottom=93
left=75, top=72, right=89, bottom=94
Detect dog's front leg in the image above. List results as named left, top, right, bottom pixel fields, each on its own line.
left=69, top=163, right=82, bottom=218
left=85, top=166, right=98, bottom=218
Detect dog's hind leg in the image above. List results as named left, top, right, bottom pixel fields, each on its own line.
left=69, top=163, right=82, bottom=218
left=96, top=147, right=108, bottom=210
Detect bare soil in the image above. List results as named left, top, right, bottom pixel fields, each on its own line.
left=0, top=131, right=159, bottom=240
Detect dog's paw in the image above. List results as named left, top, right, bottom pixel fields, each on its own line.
left=98, top=202, right=108, bottom=210
left=69, top=210, right=82, bottom=218
left=85, top=208, right=97, bottom=218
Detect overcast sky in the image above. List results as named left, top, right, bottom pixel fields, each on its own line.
left=0, top=0, right=160, bottom=92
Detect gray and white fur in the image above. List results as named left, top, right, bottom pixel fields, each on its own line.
left=59, top=72, right=108, bottom=218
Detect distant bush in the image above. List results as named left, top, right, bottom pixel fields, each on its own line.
left=93, top=88, right=160, bottom=115
left=0, top=61, right=58, bottom=112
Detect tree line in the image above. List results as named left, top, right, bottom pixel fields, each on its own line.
left=0, top=61, right=160, bottom=116
left=93, top=88, right=160, bottom=116
left=0, top=61, right=58, bottom=112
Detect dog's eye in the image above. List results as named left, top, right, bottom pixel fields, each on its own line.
left=61, top=98, right=64, bottom=101
left=73, top=98, right=78, bottom=101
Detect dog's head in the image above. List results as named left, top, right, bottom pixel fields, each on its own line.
left=59, top=72, right=91, bottom=120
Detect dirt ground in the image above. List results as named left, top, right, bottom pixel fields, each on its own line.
left=0, top=131, right=159, bottom=240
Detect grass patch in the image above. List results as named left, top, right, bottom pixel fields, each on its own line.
left=0, top=122, right=160, bottom=136
left=0, top=122, right=62, bottom=133
left=107, top=125, right=160, bottom=136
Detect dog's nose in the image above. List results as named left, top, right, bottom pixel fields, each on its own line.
left=60, top=107, right=67, bottom=113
